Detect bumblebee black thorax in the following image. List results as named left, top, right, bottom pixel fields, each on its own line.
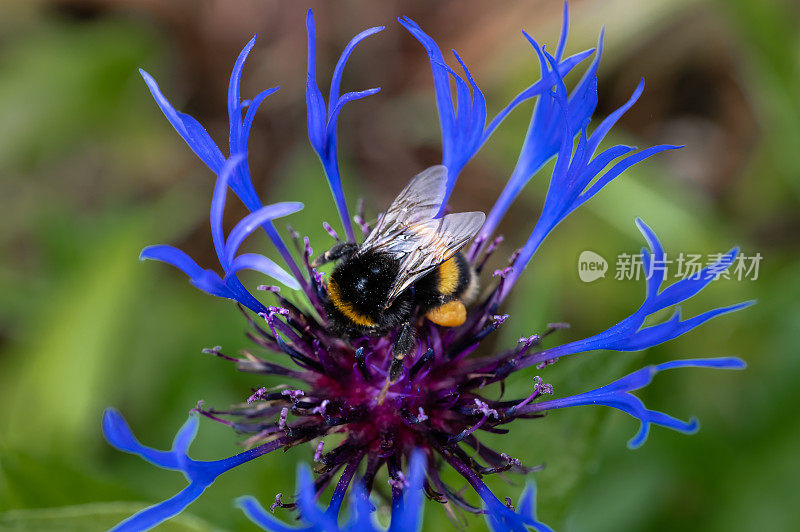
left=326, top=250, right=414, bottom=335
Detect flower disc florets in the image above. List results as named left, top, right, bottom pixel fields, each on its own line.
left=197, top=234, right=542, bottom=510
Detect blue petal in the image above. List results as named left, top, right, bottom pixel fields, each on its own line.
left=140, top=241, right=267, bottom=315
left=296, top=466, right=340, bottom=530
left=139, top=69, right=225, bottom=174
left=526, top=358, right=746, bottom=448
left=571, top=144, right=681, bottom=213
left=237, top=496, right=309, bottom=532
left=329, top=26, right=385, bottom=114
left=305, top=10, right=382, bottom=242
left=224, top=202, right=304, bottom=267
left=326, top=88, right=382, bottom=141
left=614, top=302, right=754, bottom=352
left=387, top=451, right=426, bottom=532
left=227, top=253, right=301, bottom=290
left=111, top=484, right=206, bottom=532
left=452, top=52, right=487, bottom=151
left=554, top=1, right=569, bottom=61
left=241, top=86, right=280, bottom=153
left=228, top=35, right=257, bottom=154
left=526, top=221, right=754, bottom=362
left=305, top=11, right=327, bottom=151
left=519, top=28, right=600, bottom=177
left=306, top=82, right=327, bottom=154
left=586, top=78, right=644, bottom=157
left=480, top=487, right=545, bottom=532
left=102, top=409, right=183, bottom=470
left=139, top=245, right=234, bottom=299
left=398, top=16, right=455, bottom=141
left=240, top=453, right=428, bottom=532
left=237, top=467, right=343, bottom=531
left=483, top=47, right=594, bottom=139
left=103, top=409, right=286, bottom=531
left=143, top=42, right=304, bottom=285
left=229, top=81, right=280, bottom=209
left=171, top=412, right=200, bottom=457
left=399, top=13, right=595, bottom=212
left=343, top=483, right=378, bottom=532
left=221, top=36, right=278, bottom=210
left=486, top=481, right=554, bottom=532
left=210, top=155, right=247, bottom=268
left=476, top=39, right=601, bottom=245
left=506, top=481, right=553, bottom=532
left=497, top=51, right=679, bottom=292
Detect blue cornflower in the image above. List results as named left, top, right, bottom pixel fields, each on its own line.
left=104, top=4, right=752, bottom=531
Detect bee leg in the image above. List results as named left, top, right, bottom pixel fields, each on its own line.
left=389, top=322, right=415, bottom=381
left=311, top=242, right=358, bottom=268
left=377, top=323, right=414, bottom=404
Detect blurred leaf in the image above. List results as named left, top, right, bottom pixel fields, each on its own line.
left=0, top=449, right=135, bottom=511
left=0, top=185, right=204, bottom=454
left=717, top=0, right=800, bottom=196
left=0, top=17, right=160, bottom=171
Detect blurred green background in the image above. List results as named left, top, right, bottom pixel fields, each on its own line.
left=0, top=0, right=797, bottom=530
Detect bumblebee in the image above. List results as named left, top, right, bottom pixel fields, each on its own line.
left=313, top=166, right=485, bottom=384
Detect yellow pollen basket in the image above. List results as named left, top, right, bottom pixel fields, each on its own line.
left=426, top=300, right=467, bottom=327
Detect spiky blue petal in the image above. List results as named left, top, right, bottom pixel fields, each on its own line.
left=524, top=358, right=746, bottom=448
left=102, top=409, right=287, bottom=531
left=140, top=68, right=225, bottom=175
left=399, top=4, right=595, bottom=211
left=141, top=157, right=302, bottom=311
left=500, top=48, right=679, bottom=295
left=238, top=452, right=426, bottom=532
left=523, top=219, right=754, bottom=366
left=386, top=451, right=426, bottom=532
left=305, top=10, right=383, bottom=242
left=138, top=245, right=234, bottom=299
left=141, top=37, right=307, bottom=287
left=479, top=23, right=603, bottom=245
left=484, top=481, right=553, bottom=532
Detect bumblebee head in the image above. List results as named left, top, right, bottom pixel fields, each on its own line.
left=311, top=242, right=358, bottom=268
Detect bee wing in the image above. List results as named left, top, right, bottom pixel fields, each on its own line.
left=360, top=165, right=447, bottom=250
left=358, top=165, right=484, bottom=305
left=384, top=210, right=486, bottom=304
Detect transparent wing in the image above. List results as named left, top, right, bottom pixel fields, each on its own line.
left=360, top=165, right=447, bottom=251
left=384, top=211, right=486, bottom=303
left=358, top=165, right=484, bottom=306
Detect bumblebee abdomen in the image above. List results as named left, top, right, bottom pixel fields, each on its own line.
left=414, top=252, right=473, bottom=310
left=436, top=255, right=464, bottom=297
